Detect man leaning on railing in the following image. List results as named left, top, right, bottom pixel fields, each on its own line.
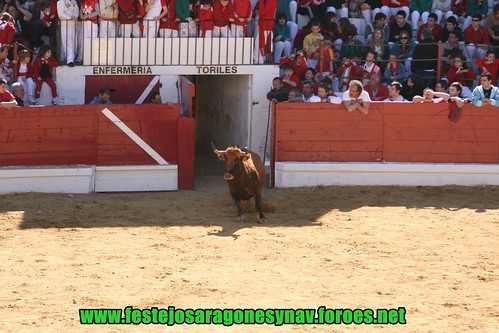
left=342, top=80, right=370, bottom=115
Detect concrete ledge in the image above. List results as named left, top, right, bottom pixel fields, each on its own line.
left=0, top=167, right=95, bottom=194
left=95, top=165, right=178, bottom=192
left=0, top=165, right=179, bottom=193
left=275, top=162, right=499, bottom=187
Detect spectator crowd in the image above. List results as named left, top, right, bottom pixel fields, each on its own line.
left=265, top=0, right=499, bottom=113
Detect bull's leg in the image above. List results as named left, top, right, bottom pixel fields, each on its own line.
left=231, top=195, right=245, bottom=220
left=255, top=193, right=267, bottom=223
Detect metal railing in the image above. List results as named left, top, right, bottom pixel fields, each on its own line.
left=315, top=40, right=489, bottom=89
left=40, top=20, right=499, bottom=76
left=57, top=20, right=259, bottom=66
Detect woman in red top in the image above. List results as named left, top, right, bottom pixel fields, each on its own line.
left=196, top=0, right=214, bottom=37
left=33, top=44, right=59, bottom=105
left=117, top=0, right=141, bottom=37
left=213, top=0, right=235, bottom=37
left=254, top=0, right=277, bottom=64
left=232, top=0, right=252, bottom=37
left=158, top=0, right=179, bottom=37
left=447, top=56, right=475, bottom=98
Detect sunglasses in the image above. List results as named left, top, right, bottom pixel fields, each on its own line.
left=400, top=37, right=408, bottom=40
left=472, top=19, right=481, bottom=22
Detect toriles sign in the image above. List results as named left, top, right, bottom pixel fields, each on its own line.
left=196, top=66, right=238, bottom=74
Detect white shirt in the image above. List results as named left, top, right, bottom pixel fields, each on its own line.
left=57, top=0, right=80, bottom=20
left=303, top=94, right=316, bottom=102
left=342, top=90, right=371, bottom=102
left=310, top=96, right=342, bottom=104
left=383, top=95, right=406, bottom=101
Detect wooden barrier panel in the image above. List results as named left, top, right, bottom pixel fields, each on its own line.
left=383, top=103, right=499, bottom=163
left=0, top=104, right=196, bottom=190
left=273, top=102, right=499, bottom=164
left=0, top=104, right=182, bottom=166
left=179, top=76, right=195, bottom=117
left=177, top=117, right=196, bottom=189
left=274, top=103, right=385, bottom=162
left=0, top=106, right=96, bottom=166
left=97, top=104, right=180, bottom=165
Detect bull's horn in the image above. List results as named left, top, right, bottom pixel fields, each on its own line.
left=210, top=142, right=226, bottom=154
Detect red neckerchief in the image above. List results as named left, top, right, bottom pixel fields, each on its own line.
left=390, top=62, right=398, bottom=75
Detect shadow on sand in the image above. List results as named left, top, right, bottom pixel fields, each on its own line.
left=1, top=154, right=498, bottom=235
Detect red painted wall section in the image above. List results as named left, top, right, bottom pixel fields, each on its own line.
left=273, top=102, right=499, bottom=164
left=96, top=104, right=179, bottom=165
left=383, top=103, right=499, bottom=163
left=177, top=117, right=196, bottom=189
left=178, top=76, right=195, bottom=117
left=0, top=106, right=96, bottom=166
left=0, top=104, right=182, bottom=167
left=274, top=103, right=384, bottom=162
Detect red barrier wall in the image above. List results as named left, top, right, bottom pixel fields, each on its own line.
left=0, top=106, right=97, bottom=166
left=273, top=102, right=499, bottom=164
left=97, top=105, right=179, bottom=165
left=0, top=104, right=196, bottom=189
left=273, top=103, right=384, bottom=162
left=177, top=117, right=196, bottom=189
left=383, top=103, right=499, bottom=163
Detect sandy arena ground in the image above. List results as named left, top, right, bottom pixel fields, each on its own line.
left=0, top=156, right=498, bottom=333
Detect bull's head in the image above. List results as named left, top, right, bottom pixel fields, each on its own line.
left=211, top=142, right=250, bottom=181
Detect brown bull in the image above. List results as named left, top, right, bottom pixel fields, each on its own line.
left=211, top=143, right=267, bottom=222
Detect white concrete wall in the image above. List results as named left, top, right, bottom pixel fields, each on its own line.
left=0, top=167, right=95, bottom=193
left=55, top=66, right=86, bottom=105
left=275, top=162, right=499, bottom=187
left=249, top=70, right=280, bottom=159
left=159, top=76, right=179, bottom=104
left=0, top=166, right=178, bottom=193
left=55, top=65, right=279, bottom=158
left=95, top=165, right=178, bottom=192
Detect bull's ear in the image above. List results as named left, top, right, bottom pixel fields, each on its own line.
left=216, top=153, right=226, bottom=161
left=242, top=153, right=251, bottom=161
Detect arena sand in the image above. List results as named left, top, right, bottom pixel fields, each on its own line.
left=0, top=168, right=498, bottom=333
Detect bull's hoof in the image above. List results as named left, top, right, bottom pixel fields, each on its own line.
left=258, top=217, right=267, bottom=224
left=238, top=214, right=246, bottom=221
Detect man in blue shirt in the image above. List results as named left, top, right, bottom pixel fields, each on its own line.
left=471, top=72, right=499, bottom=107
left=89, top=87, right=113, bottom=104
